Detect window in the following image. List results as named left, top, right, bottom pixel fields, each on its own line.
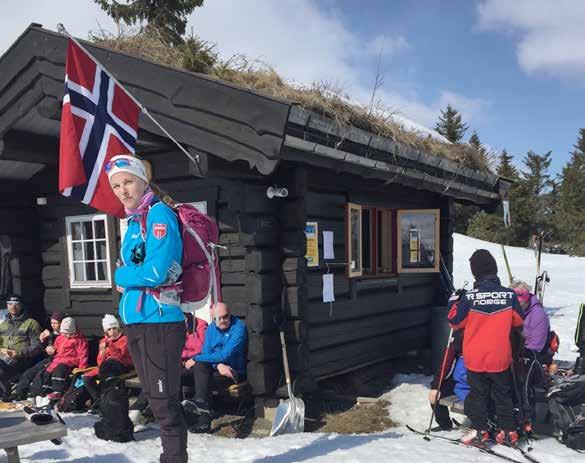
left=65, top=214, right=112, bottom=288
left=346, top=203, right=394, bottom=277
left=397, top=209, right=440, bottom=273
left=346, top=205, right=440, bottom=277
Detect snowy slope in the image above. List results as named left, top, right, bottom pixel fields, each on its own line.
left=13, top=234, right=584, bottom=462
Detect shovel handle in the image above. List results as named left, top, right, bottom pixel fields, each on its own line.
left=280, top=331, right=292, bottom=386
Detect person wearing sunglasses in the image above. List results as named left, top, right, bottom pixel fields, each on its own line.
left=107, top=154, right=187, bottom=463
left=183, top=302, right=247, bottom=434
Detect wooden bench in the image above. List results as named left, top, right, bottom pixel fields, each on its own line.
left=438, top=395, right=465, bottom=414
left=0, top=411, right=67, bottom=463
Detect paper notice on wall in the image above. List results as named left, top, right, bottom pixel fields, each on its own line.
left=323, top=273, right=335, bottom=303
left=305, top=221, right=319, bottom=267
left=323, top=231, right=334, bottom=259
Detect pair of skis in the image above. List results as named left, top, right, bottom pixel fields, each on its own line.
left=407, top=425, right=540, bottom=463
left=22, top=405, right=66, bottom=446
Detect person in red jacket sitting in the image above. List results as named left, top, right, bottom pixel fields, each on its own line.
left=448, top=250, right=524, bottom=447
left=180, top=313, right=207, bottom=397
left=30, top=317, right=89, bottom=401
left=83, top=314, right=133, bottom=410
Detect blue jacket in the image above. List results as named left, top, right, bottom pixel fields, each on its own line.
left=115, top=200, right=185, bottom=325
left=195, top=316, right=247, bottom=378
left=453, top=356, right=470, bottom=401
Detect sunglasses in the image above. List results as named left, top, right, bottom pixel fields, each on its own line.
left=104, top=158, right=131, bottom=173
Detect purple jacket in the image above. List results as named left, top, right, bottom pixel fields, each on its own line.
left=523, top=294, right=550, bottom=352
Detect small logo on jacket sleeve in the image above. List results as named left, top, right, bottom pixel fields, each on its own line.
left=153, top=223, right=167, bottom=240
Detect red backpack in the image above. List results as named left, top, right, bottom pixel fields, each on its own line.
left=174, top=204, right=222, bottom=307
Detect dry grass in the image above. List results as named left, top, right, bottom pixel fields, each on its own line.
left=91, top=29, right=491, bottom=172
left=311, top=399, right=396, bottom=434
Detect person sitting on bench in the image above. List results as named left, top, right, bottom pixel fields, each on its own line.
left=184, top=302, right=247, bottom=434
left=180, top=313, right=207, bottom=395
left=82, top=314, right=133, bottom=410
left=428, top=329, right=469, bottom=431
left=11, top=312, right=64, bottom=401
left=30, top=317, right=89, bottom=401
left=0, top=296, right=42, bottom=399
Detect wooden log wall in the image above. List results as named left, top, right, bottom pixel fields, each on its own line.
left=279, top=165, right=450, bottom=383
left=0, top=194, right=43, bottom=321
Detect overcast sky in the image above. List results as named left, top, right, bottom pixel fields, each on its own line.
left=1, top=0, right=584, bottom=174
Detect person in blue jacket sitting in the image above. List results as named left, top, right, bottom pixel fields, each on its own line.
left=184, top=302, right=247, bottom=434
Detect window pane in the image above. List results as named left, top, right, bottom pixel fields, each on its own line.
left=86, top=262, right=96, bottom=280
left=362, top=209, right=372, bottom=274
left=94, top=220, right=106, bottom=239
left=72, top=242, right=83, bottom=261
left=400, top=212, right=437, bottom=269
left=350, top=208, right=361, bottom=272
left=83, top=221, right=93, bottom=240
left=71, top=222, right=82, bottom=241
left=84, top=242, right=95, bottom=260
left=96, top=240, right=107, bottom=259
left=97, top=262, right=108, bottom=281
left=74, top=263, right=85, bottom=281
left=378, top=210, right=393, bottom=273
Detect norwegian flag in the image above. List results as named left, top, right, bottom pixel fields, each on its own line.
left=59, top=39, right=140, bottom=218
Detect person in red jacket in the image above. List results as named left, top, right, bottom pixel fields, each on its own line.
left=30, top=317, right=89, bottom=401
left=180, top=313, right=207, bottom=397
left=82, top=314, right=133, bottom=409
left=448, top=249, right=524, bottom=447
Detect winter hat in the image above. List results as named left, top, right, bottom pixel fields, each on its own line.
left=60, top=317, right=77, bottom=334
left=50, top=312, right=65, bottom=322
left=7, top=295, right=22, bottom=306
left=513, top=288, right=531, bottom=304
left=102, top=314, right=120, bottom=331
left=105, top=154, right=149, bottom=183
left=469, top=249, right=498, bottom=280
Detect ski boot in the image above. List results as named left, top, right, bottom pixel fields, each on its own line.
left=462, top=429, right=491, bottom=448
left=495, top=430, right=519, bottom=447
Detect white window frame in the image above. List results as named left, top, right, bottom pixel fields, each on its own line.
left=65, top=214, right=112, bottom=288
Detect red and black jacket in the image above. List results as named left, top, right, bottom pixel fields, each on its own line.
left=448, top=277, right=524, bottom=373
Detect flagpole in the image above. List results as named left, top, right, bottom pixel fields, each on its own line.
left=56, top=23, right=202, bottom=171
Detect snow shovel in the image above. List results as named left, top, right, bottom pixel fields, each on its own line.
left=270, top=331, right=305, bottom=436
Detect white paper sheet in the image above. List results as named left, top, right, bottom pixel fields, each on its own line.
left=323, top=231, right=335, bottom=259
left=322, top=273, right=335, bottom=303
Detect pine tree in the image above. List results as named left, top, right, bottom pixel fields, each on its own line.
left=94, top=0, right=204, bottom=44
left=435, top=105, right=468, bottom=143
left=557, top=129, right=585, bottom=254
left=496, top=149, right=518, bottom=179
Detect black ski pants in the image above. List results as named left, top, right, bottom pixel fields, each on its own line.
left=30, top=363, right=73, bottom=396
left=126, top=322, right=187, bottom=463
left=15, top=358, right=50, bottom=396
left=465, top=369, right=516, bottom=432
left=188, top=362, right=232, bottom=413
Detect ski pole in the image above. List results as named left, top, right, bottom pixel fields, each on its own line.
left=424, top=327, right=454, bottom=439
left=509, top=357, right=533, bottom=451
left=501, top=244, right=514, bottom=285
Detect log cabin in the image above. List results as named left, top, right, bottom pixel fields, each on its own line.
left=0, top=24, right=509, bottom=405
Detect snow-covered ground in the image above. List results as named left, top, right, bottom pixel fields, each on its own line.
left=12, top=233, right=584, bottom=462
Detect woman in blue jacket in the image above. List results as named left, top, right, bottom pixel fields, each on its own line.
left=107, top=154, right=187, bottom=463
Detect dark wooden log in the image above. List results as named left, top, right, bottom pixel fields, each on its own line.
left=305, top=191, right=346, bottom=220
left=305, top=272, right=349, bottom=300
left=280, top=199, right=306, bottom=230
left=219, top=231, right=278, bottom=248
left=285, top=286, right=307, bottom=318
left=246, top=304, right=279, bottom=334
left=41, top=265, right=64, bottom=288
left=309, top=324, right=428, bottom=379
left=11, top=277, right=42, bottom=299
left=282, top=231, right=306, bottom=257
left=248, top=333, right=281, bottom=362
left=276, top=165, right=307, bottom=199
left=305, top=279, right=436, bottom=324
left=220, top=249, right=280, bottom=274
left=10, top=255, right=41, bottom=278
left=44, top=288, right=70, bottom=310
left=39, top=220, right=61, bottom=241
left=247, top=359, right=282, bottom=395
left=307, top=306, right=430, bottom=351
left=247, top=274, right=281, bottom=305
left=67, top=299, right=116, bottom=316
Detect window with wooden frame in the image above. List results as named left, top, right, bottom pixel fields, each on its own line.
left=65, top=214, right=113, bottom=288
left=397, top=209, right=440, bottom=273
left=346, top=203, right=396, bottom=278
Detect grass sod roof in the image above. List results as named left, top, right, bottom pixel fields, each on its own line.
left=91, top=29, right=491, bottom=173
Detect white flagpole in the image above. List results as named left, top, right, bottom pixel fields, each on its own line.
left=57, top=23, right=201, bottom=170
